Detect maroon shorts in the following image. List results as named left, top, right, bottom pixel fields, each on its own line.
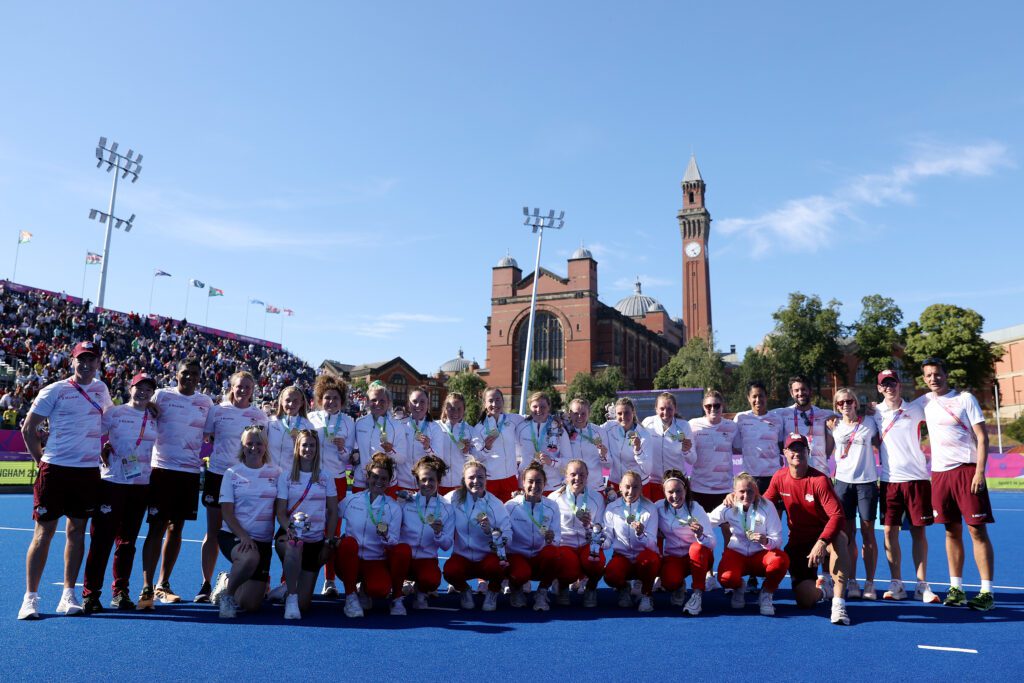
left=691, top=491, right=728, bottom=514
left=879, top=480, right=934, bottom=527
left=147, top=467, right=201, bottom=523
left=33, top=462, right=100, bottom=522
left=932, top=464, right=995, bottom=526
left=784, top=538, right=818, bottom=585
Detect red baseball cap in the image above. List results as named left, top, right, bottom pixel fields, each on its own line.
left=876, top=369, right=900, bottom=384
left=130, top=372, right=157, bottom=389
left=71, top=341, right=99, bottom=358
left=783, top=432, right=808, bottom=450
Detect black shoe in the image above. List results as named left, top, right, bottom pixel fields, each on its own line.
left=82, top=594, right=105, bottom=615
left=113, top=590, right=137, bottom=611
left=194, top=581, right=213, bottom=604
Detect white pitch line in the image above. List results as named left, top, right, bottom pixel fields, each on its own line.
left=918, top=645, right=978, bottom=654
left=0, top=526, right=202, bottom=543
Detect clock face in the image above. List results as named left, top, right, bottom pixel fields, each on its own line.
left=685, top=241, right=702, bottom=258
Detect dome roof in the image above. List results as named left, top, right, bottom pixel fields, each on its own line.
left=648, top=301, right=666, bottom=313
left=440, top=348, right=476, bottom=374
left=614, top=279, right=663, bottom=318
left=570, top=243, right=593, bottom=260
left=496, top=251, right=518, bottom=268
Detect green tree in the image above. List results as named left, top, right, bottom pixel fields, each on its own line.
left=903, top=304, right=1003, bottom=392
left=728, top=346, right=787, bottom=408
left=853, top=294, right=904, bottom=378
left=765, top=292, right=846, bottom=394
left=1004, top=413, right=1024, bottom=444
left=565, top=366, right=629, bottom=418
left=527, top=362, right=562, bottom=412
left=654, top=335, right=729, bottom=394
left=445, top=371, right=487, bottom=425
left=351, top=377, right=369, bottom=394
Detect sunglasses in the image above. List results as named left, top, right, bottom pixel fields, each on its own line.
left=703, top=403, right=722, bottom=410
left=836, top=399, right=856, bottom=407
left=880, top=380, right=899, bottom=388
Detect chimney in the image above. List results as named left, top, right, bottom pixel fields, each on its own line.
left=730, top=344, right=736, bottom=354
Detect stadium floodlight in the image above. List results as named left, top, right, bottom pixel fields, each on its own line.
left=91, top=136, right=144, bottom=307
left=517, top=206, right=566, bottom=414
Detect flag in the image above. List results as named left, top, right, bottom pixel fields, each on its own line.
left=18, top=231, right=32, bottom=244
left=249, top=298, right=265, bottom=305
left=283, top=308, right=294, bottom=317
left=190, top=279, right=205, bottom=288
left=266, top=305, right=281, bottom=314
left=154, top=269, right=171, bottom=277
left=85, top=252, right=102, bottom=265
left=208, top=287, right=224, bottom=297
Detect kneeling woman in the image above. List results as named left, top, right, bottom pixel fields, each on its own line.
left=549, top=459, right=606, bottom=607
left=396, top=454, right=455, bottom=611
left=657, top=470, right=715, bottom=616
left=335, top=454, right=409, bottom=617
left=709, top=473, right=789, bottom=616
left=273, top=430, right=339, bottom=619
left=505, top=462, right=562, bottom=611
left=603, top=470, right=660, bottom=612
left=217, top=425, right=283, bottom=618
left=442, top=459, right=512, bottom=611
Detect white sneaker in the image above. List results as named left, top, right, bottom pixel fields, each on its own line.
left=390, top=597, right=407, bottom=616
left=705, top=573, right=721, bottom=592
left=670, top=588, right=686, bottom=606
left=412, top=592, right=429, bottom=609
left=482, top=590, right=499, bottom=611
left=583, top=589, right=598, bottom=608
left=731, top=587, right=746, bottom=609
left=459, top=590, right=475, bottom=610
left=862, top=580, right=877, bottom=600
left=18, top=593, right=40, bottom=620
left=847, top=579, right=861, bottom=599
left=617, top=588, right=633, bottom=608
left=816, top=574, right=834, bottom=601
left=283, top=594, right=301, bottom=620
left=683, top=590, right=703, bottom=616
left=343, top=593, right=364, bottom=618
left=556, top=587, right=571, bottom=606
left=56, top=589, right=83, bottom=616
left=758, top=591, right=775, bottom=616
left=267, top=582, right=288, bottom=603
left=637, top=595, right=654, bottom=613
left=509, top=588, right=527, bottom=608
left=447, top=584, right=458, bottom=594
left=321, top=579, right=339, bottom=598
left=830, top=599, right=851, bottom=625
left=210, top=571, right=230, bottom=605
left=358, top=589, right=372, bottom=610
left=218, top=594, right=238, bottom=619
left=883, top=579, right=906, bottom=600
left=533, top=588, right=550, bottom=612
left=572, top=579, right=586, bottom=594
left=915, top=581, right=940, bottom=604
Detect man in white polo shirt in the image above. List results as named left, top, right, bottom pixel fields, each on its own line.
left=770, top=375, right=836, bottom=475
left=19, top=341, right=113, bottom=619
left=918, top=357, right=995, bottom=611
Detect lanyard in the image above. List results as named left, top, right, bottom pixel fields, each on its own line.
left=484, top=414, right=506, bottom=436
left=68, top=379, right=103, bottom=414
left=935, top=396, right=972, bottom=434
left=527, top=501, right=548, bottom=531
left=740, top=503, right=756, bottom=533
left=879, top=407, right=905, bottom=443
left=416, top=493, right=441, bottom=524
left=794, top=407, right=814, bottom=447
left=375, top=416, right=388, bottom=442
left=624, top=501, right=642, bottom=521
left=366, top=491, right=386, bottom=526
left=286, top=473, right=317, bottom=517
left=841, top=417, right=863, bottom=459
left=581, top=425, right=599, bottom=445
left=323, top=411, right=344, bottom=444
left=444, top=420, right=466, bottom=445
left=411, top=417, right=428, bottom=436
left=670, top=501, right=693, bottom=525
left=568, top=489, right=587, bottom=514
left=110, top=409, right=150, bottom=457
left=463, top=493, right=488, bottom=531
left=530, top=417, right=551, bottom=453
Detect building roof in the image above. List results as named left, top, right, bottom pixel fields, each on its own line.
left=983, top=323, right=1024, bottom=344
left=440, top=348, right=477, bottom=373
left=570, top=243, right=593, bottom=260
left=683, top=154, right=703, bottom=183
left=319, top=359, right=354, bottom=374
left=496, top=251, right=519, bottom=268
left=614, top=279, right=663, bottom=318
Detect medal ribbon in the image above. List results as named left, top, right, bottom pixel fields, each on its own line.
left=323, top=411, right=344, bottom=446
left=530, top=417, right=551, bottom=454
left=444, top=420, right=467, bottom=445
left=416, top=492, right=441, bottom=524
left=527, top=501, right=548, bottom=531
left=366, top=491, right=386, bottom=526
left=375, top=416, right=388, bottom=443
left=841, top=417, right=863, bottom=459
left=568, top=489, right=587, bottom=515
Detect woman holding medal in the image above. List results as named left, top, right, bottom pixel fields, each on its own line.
left=352, top=382, right=413, bottom=496
left=563, top=398, right=609, bottom=493
left=830, top=388, right=880, bottom=600
left=216, top=425, right=283, bottom=618
left=601, top=398, right=651, bottom=493
left=504, top=462, right=563, bottom=611
left=438, top=393, right=476, bottom=494
left=602, top=469, right=660, bottom=612
left=657, top=469, right=715, bottom=616
left=641, top=393, right=694, bottom=501
left=405, top=386, right=446, bottom=487
left=335, top=453, right=408, bottom=617
left=82, top=373, right=159, bottom=613
left=267, top=386, right=314, bottom=469
left=273, top=430, right=338, bottom=619
left=473, top=388, right=523, bottom=502
left=549, top=459, right=606, bottom=607
left=442, top=459, right=512, bottom=611
left=396, top=454, right=455, bottom=610
left=709, top=473, right=788, bottom=615
left=516, top=391, right=572, bottom=494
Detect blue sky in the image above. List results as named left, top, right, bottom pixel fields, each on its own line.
left=2, top=2, right=1022, bottom=374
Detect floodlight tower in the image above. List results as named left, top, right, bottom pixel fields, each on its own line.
left=91, top=137, right=142, bottom=308
left=517, top=207, right=565, bottom=415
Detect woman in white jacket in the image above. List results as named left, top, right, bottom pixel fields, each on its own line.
left=395, top=454, right=455, bottom=611
left=352, top=382, right=413, bottom=495
left=602, top=470, right=660, bottom=612
left=472, top=387, right=523, bottom=502
left=641, top=393, right=693, bottom=501
left=504, top=462, right=562, bottom=611
left=515, top=391, right=572, bottom=493
left=437, top=393, right=476, bottom=494
left=549, top=459, right=606, bottom=607
left=563, top=398, right=608, bottom=492
left=267, top=386, right=314, bottom=470
left=657, top=469, right=715, bottom=616
left=602, top=398, right=651, bottom=492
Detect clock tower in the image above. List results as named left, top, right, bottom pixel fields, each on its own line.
left=678, top=154, right=712, bottom=342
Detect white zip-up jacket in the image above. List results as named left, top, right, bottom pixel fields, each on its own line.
left=504, top=495, right=562, bottom=557
left=600, top=421, right=652, bottom=484
left=602, top=497, right=658, bottom=560
left=549, top=487, right=607, bottom=548
left=656, top=500, right=716, bottom=557
left=352, top=414, right=414, bottom=489
left=443, top=490, right=512, bottom=562
left=641, top=416, right=694, bottom=484
left=708, top=500, right=783, bottom=556
left=472, top=413, right=524, bottom=481
left=397, top=492, right=454, bottom=560
left=340, top=490, right=403, bottom=560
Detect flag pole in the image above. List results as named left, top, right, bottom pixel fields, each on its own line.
left=205, top=292, right=211, bottom=326
left=12, top=236, right=21, bottom=282
left=184, top=282, right=191, bottom=321
left=81, top=258, right=88, bottom=300
left=148, top=274, right=157, bottom=317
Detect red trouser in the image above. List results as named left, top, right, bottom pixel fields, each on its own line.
left=604, top=550, right=661, bottom=595
left=442, top=553, right=505, bottom=592
left=334, top=537, right=411, bottom=598
left=642, top=482, right=665, bottom=502
left=83, top=482, right=148, bottom=597
left=717, top=547, right=790, bottom=593
left=406, top=557, right=443, bottom=593
left=323, top=480, right=345, bottom=581
left=488, top=475, right=519, bottom=504
left=555, top=545, right=606, bottom=589
left=660, top=543, right=714, bottom=591
left=507, top=545, right=561, bottom=589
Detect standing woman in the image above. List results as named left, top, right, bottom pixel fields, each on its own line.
left=405, top=386, right=446, bottom=490
left=563, top=398, right=609, bottom=493
left=216, top=425, right=283, bottom=618
left=688, top=389, right=739, bottom=565
left=602, top=397, right=651, bottom=493
left=602, top=470, right=660, bottom=612
left=198, top=371, right=268, bottom=603
left=307, top=374, right=355, bottom=598
left=657, top=470, right=715, bottom=616
left=641, top=393, right=693, bottom=501
left=353, top=382, right=413, bottom=495
left=273, top=430, right=338, bottom=620
left=473, top=387, right=523, bottom=502
left=549, top=459, right=606, bottom=607
left=438, top=393, right=476, bottom=494
left=515, top=391, right=572, bottom=493
left=335, top=453, right=409, bottom=617
left=504, top=462, right=562, bottom=611
left=396, top=454, right=455, bottom=610
left=82, top=373, right=159, bottom=612
left=442, top=459, right=512, bottom=611
left=831, top=387, right=880, bottom=600
left=733, top=382, right=787, bottom=494
left=267, top=385, right=314, bottom=470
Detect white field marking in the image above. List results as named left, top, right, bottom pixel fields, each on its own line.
left=51, top=582, right=84, bottom=587
left=992, top=508, right=1024, bottom=512
left=849, top=575, right=1024, bottom=591
left=917, top=645, right=978, bottom=654
left=417, top=606, right=459, bottom=612
left=0, top=526, right=202, bottom=543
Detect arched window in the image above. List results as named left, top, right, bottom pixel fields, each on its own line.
left=513, top=312, right=564, bottom=398
left=389, top=373, right=408, bottom=407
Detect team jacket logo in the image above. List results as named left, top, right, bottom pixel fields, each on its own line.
left=804, top=494, right=815, bottom=502
left=149, top=506, right=160, bottom=516
left=204, top=494, right=215, bottom=504
left=100, top=504, right=112, bottom=514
